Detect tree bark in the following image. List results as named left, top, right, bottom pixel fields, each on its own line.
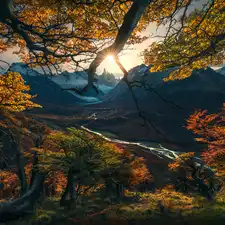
left=85, top=0, right=152, bottom=91
left=15, top=152, right=28, bottom=196
left=60, top=169, right=75, bottom=207
left=0, top=146, right=46, bottom=223
left=29, top=151, right=38, bottom=188
left=0, top=172, right=46, bottom=223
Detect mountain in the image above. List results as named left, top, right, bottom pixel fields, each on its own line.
left=97, top=68, right=118, bottom=87
left=8, top=63, right=81, bottom=106
left=89, top=65, right=225, bottom=151
left=5, top=62, right=225, bottom=150
left=7, top=63, right=116, bottom=109
left=104, top=65, right=225, bottom=108
left=51, top=69, right=118, bottom=94
left=217, top=66, right=225, bottom=76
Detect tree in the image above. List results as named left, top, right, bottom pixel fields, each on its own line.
left=186, top=103, right=225, bottom=180
left=0, top=124, right=151, bottom=222
left=34, top=128, right=151, bottom=206
left=0, top=0, right=224, bottom=222
left=0, top=72, right=41, bottom=112
left=168, top=152, right=216, bottom=199
left=143, top=0, right=224, bottom=81
left=168, top=103, right=225, bottom=200
left=1, top=0, right=223, bottom=92
left=0, top=0, right=149, bottom=89
left=0, top=70, right=46, bottom=222
left=0, top=71, right=41, bottom=196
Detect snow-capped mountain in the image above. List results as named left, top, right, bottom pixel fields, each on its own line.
left=7, top=63, right=117, bottom=106
left=217, top=66, right=225, bottom=76
left=50, top=70, right=117, bottom=95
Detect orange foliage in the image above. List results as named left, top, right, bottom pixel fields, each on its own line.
left=186, top=103, right=225, bottom=177
left=168, top=152, right=195, bottom=172
left=0, top=170, right=19, bottom=199
left=129, top=157, right=152, bottom=185
left=0, top=72, right=41, bottom=112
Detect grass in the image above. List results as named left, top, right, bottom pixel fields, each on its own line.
left=108, top=188, right=225, bottom=225
left=6, top=186, right=225, bottom=225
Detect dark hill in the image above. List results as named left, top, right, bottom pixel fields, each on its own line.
left=89, top=65, right=225, bottom=151
left=7, top=63, right=104, bottom=114
left=8, top=63, right=83, bottom=106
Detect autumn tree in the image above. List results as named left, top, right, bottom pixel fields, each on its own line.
left=0, top=0, right=224, bottom=221
left=33, top=128, right=151, bottom=207
left=0, top=68, right=48, bottom=222
left=0, top=72, right=41, bottom=111
left=0, top=70, right=41, bottom=195
left=167, top=103, right=225, bottom=200
left=1, top=0, right=224, bottom=93
left=143, top=0, right=225, bottom=81
left=186, top=103, right=225, bottom=182
left=168, top=152, right=217, bottom=200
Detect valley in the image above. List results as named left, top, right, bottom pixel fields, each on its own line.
left=0, top=1, right=225, bottom=224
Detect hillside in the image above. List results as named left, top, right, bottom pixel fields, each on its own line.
left=7, top=63, right=115, bottom=111
left=4, top=63, right=225, bottom=150
left=88, top=65, right=225, bottom=151
left=217, top=66, right=225, bottom=76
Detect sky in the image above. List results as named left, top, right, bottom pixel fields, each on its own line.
left=0, top=0, right=224, bottom=76
left=97, top=23, right=162, bottom=76
left=0, top=22, right=163, bottom=76
left=97, top=0, right=224, bottom=75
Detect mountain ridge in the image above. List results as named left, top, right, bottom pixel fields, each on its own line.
left=88, top=64, right=225, bottom=151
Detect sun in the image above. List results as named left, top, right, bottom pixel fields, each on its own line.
left=106, top=55, right=115, bottom=63
left=100, top=54, right=122, bottom=74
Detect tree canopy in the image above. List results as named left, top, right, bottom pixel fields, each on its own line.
left=0, top=0, right=224, bottom=91
left=0, top=72, right=41, bottom=112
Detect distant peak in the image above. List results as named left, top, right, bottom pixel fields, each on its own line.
left=10, top=62, right=27, bottom=68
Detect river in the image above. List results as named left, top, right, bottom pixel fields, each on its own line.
left=81, top=125, right=211, bottom=173
left=81, top=125, right=180, bottom=161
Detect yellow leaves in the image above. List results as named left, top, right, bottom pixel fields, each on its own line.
left=0, top=170, right=18, bottom=188
left=179, top=152, right=195, bottom=160
left=16, top=39, right=26, bottom=48
left=214, top=0, right=225, bottom=10
left=197, top=30, right=202, bottom=36
left=168, top=152, right=195, bottom=171
left=0, top=72, right=42, bottom=112
left=183, top=27, right=191, bottom=33
left=143, top=1, right=225, bottom=82
left=145, top=0, right=182, bottom=23
left=164, top=66, right=193, bottom=81
left=0, top=40, right=7, bottom=53
left=8, top=0, right=151, bottom=67
left=150, top=64, right=164, bottom=73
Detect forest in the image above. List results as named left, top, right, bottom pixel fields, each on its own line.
left=0, top=0, right=224, bottom=224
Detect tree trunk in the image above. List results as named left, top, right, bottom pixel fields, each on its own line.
left=29, top=151, right=38, bottom=188
left=60, top=169, right=75, bottom=207
left=86, top=0, right=152, bottom=91
left=0, top=149, right=46, bottom=223
left=15, top=152, right=28, bottom=196
left=0, top=172, right=46, bottom=222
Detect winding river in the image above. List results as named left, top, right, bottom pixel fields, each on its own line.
left=81, top=124, right=209, bottom=171
left=81, top=125, right=180, bottom=161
